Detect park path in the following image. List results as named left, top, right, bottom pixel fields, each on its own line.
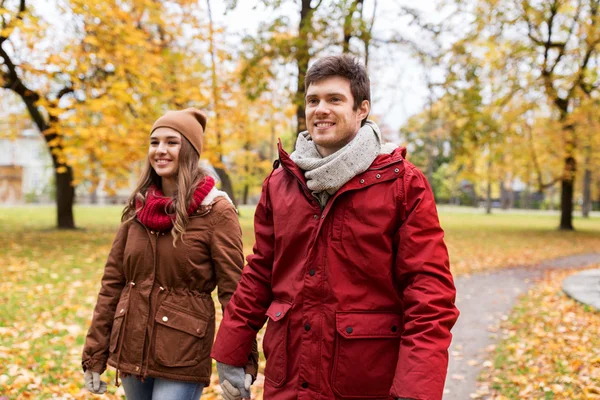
left=444, top=253, right=600, bottom=400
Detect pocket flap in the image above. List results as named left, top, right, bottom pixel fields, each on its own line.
left=336, top=312, right=401, bottom=339
left=265, top=300, right=292, bottom=322
left=155, top=302, right=208, bottom=338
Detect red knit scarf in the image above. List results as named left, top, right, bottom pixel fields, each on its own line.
left=136, top=176, right=215, bottom=231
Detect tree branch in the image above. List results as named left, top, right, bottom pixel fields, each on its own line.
left=0, top=0, right=6, bottom=31
left=364, top=0, right=377, bottom=67
left=550, top=0, right=582, bottom=74
left=541, top=0, right=560, bottom=74
left=399, top=6, right=441, bottom=35
left=569, top=36, right=600, bottom=98
left=57, top=86, right=74, bottom=99
left=521, top=1, right=545, bottom=45
left=342, top=0, right=363, bottom=53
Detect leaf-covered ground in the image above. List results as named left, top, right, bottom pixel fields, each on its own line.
left=477, top=267, right=600, bottom=399
left=0, top=205, right=598, bottom=398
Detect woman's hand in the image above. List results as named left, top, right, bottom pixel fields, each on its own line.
left=217, top=361, right=252, bottom=400
left=84, top=370, right=107, bottom=394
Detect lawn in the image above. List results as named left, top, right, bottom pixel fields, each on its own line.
left=0, top=205, right=599, bottom=398
left=436, top=207, right=600, bottom=275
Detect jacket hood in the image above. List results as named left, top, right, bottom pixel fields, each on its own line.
left=201, top=186, right=234, bottom=206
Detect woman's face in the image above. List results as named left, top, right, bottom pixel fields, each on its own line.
left=149, top=128, right=182, bottom=180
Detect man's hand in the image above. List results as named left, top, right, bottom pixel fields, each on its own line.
left=84, top=370, right=107, bottom=394
left=217, top=361, right=252, bottom=400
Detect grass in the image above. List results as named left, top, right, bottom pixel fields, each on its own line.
left=0, top=205, right=599, bottom=398
left=436, top=208, right=600, bottom=275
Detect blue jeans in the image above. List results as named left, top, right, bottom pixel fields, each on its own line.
left=121, top=376, right=204, bottom=400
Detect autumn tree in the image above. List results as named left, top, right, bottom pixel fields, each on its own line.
left=1, top=0, right=213, bottom=228
left=447, top=0, right=600, bottom=229
left=226, top=0, right=399, bottom=136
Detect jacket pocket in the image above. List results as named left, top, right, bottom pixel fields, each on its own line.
left=331, top=312, right=402, bottom=399
left=154, top=301, right=208, bottom=368
left=109, top=296, right=129, bottom=353
left=263, top=300, right=292, bottom=387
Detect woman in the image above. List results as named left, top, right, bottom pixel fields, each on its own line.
left=81, top=108, right=257, bottom=399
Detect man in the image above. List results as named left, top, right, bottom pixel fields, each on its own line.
left=211, top=55, right=459, bottom=400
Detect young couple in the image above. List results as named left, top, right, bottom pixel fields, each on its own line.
left=82, top=55, right=459, bottom=400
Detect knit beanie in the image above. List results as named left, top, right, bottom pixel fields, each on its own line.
left=150, top=108, right=207, bottom=156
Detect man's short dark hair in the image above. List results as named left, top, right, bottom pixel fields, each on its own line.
left=304, top=55, right=371, bottom=116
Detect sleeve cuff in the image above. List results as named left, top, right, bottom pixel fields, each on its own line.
left=82, top=357, right=107, bottom=374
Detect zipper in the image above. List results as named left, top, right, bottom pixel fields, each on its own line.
left=280, top=161, right=321, bottom=208
left=142, top=228, right=160, bottom=378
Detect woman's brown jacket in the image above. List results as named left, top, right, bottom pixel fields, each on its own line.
left=82, top=195, right=257, bottom=385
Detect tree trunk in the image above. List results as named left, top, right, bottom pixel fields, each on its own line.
left=270, top=122, right=276, bottom=162
left=508, top=187, right=515, bottom=209
left=523, top=185, right=531, bottom=210
left=206, top=0, right=237, bottom=206
left=582, top=168, right=592, bottom=218
left=90, top=186, right=98, bottom=205
left=214, top=167, right=237, bottom=206
left=500, top=179, right=510, bottom=210
left=55, top=167, right=76, bottom=228
left=1, top=41, right=76, bottom=228
left=364, top=0, right=377, bottom=68
left=295, top=0, right=313, bottom=136
left=485, top=181, right=492, bottom=215
left=485, top=158, right=492, bottom=214
left=559, top=156, right=576, bottom=230
left=597, top=178, right=600, bottom=211
left=426, top=140, right=434, bottom=186
left=549, top=184, right=556, bottom=211
left=523, top=164, right=532, bottom=209
left=342, top=0, right=364, bottom=53
left=243, top=184, right=249, bottom=205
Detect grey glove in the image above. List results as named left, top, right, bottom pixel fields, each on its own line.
left=216, top=361, right=252, bottom=400
left=84, top=370, right=107, bottom=394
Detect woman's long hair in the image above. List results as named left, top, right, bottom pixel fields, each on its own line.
left=122, top=136, right=209, bottom=246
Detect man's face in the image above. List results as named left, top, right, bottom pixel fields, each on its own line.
left=305, top=76, right=370, bottom=157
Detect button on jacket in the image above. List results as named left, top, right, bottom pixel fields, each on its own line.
left=82, top=196, right=258, bottom=384
left=212, top=144, right=459, bottom=400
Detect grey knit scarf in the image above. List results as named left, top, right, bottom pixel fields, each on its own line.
left=290, top=120, right=397, bottom=207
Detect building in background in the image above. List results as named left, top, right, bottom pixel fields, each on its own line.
left=0, top=129, right=136, bottom=205
left=0, top=129, right=53, bottom=204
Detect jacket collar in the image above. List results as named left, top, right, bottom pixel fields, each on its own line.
left=278, top=139, right=307, bottom=187
left=276, top=139, right=406, bottom=210
left=277, top=139, right=406, bottom=177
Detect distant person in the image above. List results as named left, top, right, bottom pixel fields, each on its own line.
left=81, top=108, right=257, bottom=399
left=211, top=55, right=459, bottom=400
